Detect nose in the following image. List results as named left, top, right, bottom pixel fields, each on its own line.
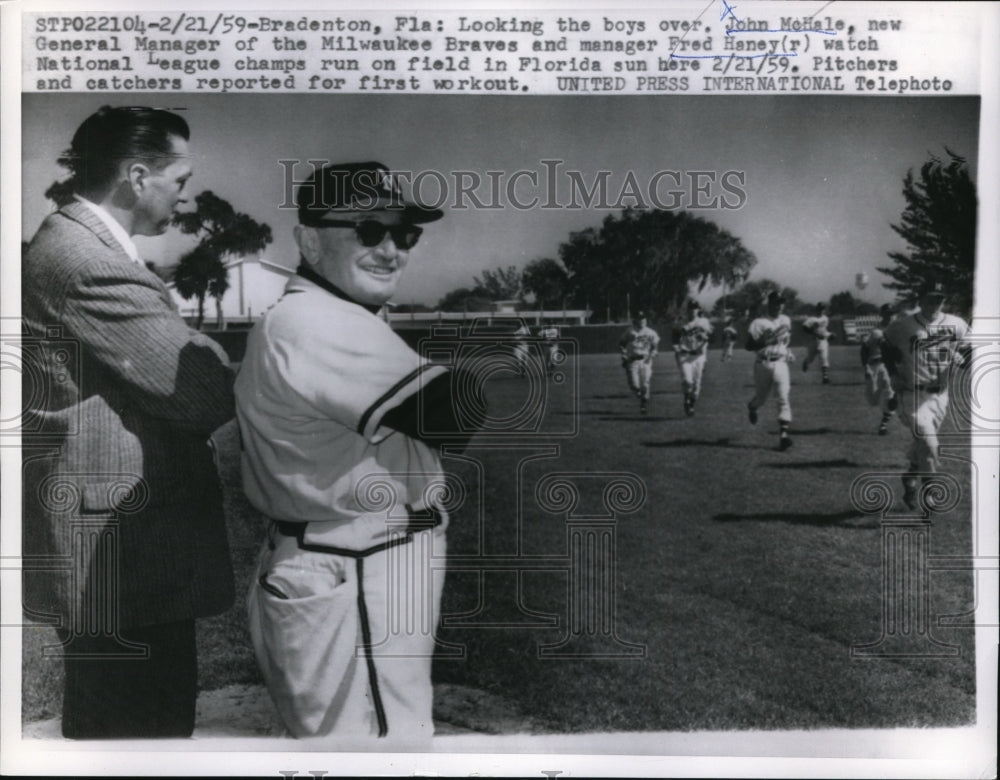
left=374, top=235, right=402, bottom=260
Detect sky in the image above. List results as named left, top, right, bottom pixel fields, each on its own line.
left=22, top=93, right=980, bottom=309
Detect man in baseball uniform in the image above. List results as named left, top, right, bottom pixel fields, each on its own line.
left=235, top=162, right=487, bottom=741
left=537, top=321, right=561, bottom=375
left=861, top=303, right=898, bottom=435
left=802, top=302, right=834, bottom=384
left=721, top=317, right=739, bottom=362
left=512, top=321, right=531, bottom=375
left=746, top=291, right=795, bottom=450
left=619, top=311, right=660, bottom=414
left=882, top=281, right=970, bottom=510
left=672, top=299, right=713, bottom=416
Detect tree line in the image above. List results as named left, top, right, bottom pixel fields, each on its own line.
left=36, top=148, right=974, bottom=327
left=432, top=149, right=977, bottom=323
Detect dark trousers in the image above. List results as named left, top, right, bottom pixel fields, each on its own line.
left=58, top=619, right=197, bottom=739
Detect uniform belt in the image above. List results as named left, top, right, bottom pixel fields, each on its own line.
left=915, top=384, right=943, bottom=393
left=273, top=504, right=443, bottom=559
left=758, top=356, right=783, bottom=362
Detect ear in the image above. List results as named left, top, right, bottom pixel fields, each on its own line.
left=125, top=160, right=152, bottom=196
left=294, top=225, right=319, bottom=266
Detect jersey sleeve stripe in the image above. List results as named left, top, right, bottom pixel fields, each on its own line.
left=357, top=362, right=450, bottom=441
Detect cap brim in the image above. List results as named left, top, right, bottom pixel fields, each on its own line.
left=305, top=198, right=443, bottom=224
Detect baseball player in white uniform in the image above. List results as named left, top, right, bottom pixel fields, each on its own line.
left=746, top=291, right=795, bottom=450
left=537, top=322, right=560, bottom=375
left=802, top=302, right=834, bottom=383
left=721, top=318, right=739, bottom=362
left=236, top=162, right=487, bottom=741
left=619, top=312, right=660, bottom=414
left=512, top=321, right=531, bottom=374
left=672, top=300, right=713, bottom=416
left=861, top=303, right=898, bottom=435
left=882, top=281, right=970, bottom=510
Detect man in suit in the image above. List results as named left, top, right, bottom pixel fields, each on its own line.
left=22, top=106, right=236, bottom=738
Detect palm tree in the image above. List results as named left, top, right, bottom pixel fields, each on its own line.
left=171, top=191, right=273, bottom=329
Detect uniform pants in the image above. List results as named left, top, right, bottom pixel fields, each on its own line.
left=676, top=353, right=707, bottom=398
left=512, top=343, right=529, bottom=372
left=248, top=524, right=445, bottom=741
left=625, top=358, right=652, bottom=400
left=864, top=361, right=895, bottom=412
left=749, top=359, right=792, bottom=423
left=805, top=338, right=829, bottom=368
left=895, top=388, right=949, bottom=473
left=59, top=620, right=197, bottom=739
left=722, top=342, right=735, bottom=361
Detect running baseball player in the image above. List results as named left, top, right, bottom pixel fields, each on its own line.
left=619, top=311, right=660, bottom=414
left=721, top=318, right=739, bottom=362
left=802, top=302, right=834, bottom=383
left=537, top=322, right=560, bottom=375
left=672, top=299, right=713, bottom=416
left=861, top=303, right=898, bottom=435
left=746, top=290, right=795, bottom=450
left=512, top=321, right=531, bottom=374
left=882, top=281, right=970, bottom=510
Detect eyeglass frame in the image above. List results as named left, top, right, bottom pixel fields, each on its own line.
left=306, top=218, right=423, bottom=250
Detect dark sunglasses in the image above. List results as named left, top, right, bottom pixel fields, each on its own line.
left=312, top=219, right=422, bottom=250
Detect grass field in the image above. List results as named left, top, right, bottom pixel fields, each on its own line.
left=22, top=345, right=977, bottom=733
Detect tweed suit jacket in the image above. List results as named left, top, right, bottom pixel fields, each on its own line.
left=22, top=201, right=236, bottom=630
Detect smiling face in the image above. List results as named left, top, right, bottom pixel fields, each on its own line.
left=131, top=134, right=192, bottom=236
left=296, top=211, right=412, bottom=306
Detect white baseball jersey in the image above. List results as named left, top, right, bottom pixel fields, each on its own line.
left=803, top=314, right=830, bottom=339
left=722, top=325, right=738, bottom=344
left=674, top=316, right=714, bottom=356
left=620, top=326, right=660, bottom=359
left=235, top=273, right=449, bottom=548
left=748, top=314, right=793, bottom=361
left=883, top=311, right=969, bottom=391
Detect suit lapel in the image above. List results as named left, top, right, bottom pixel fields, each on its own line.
left=58, top=201, right=180, bottom=311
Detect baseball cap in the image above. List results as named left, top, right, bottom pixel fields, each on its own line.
left=918, top=280, right=947, bottom=299
left=297, top=161, right=443, bottom=226
left=686, top=299, right=701, bottom=311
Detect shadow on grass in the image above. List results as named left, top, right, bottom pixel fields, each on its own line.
left=713, top=509, right=878, bottom=528
left=589, top=389, right=679, bottom=400
left=765, top=458, right=861, bottom=469
left=641, top=437, right=763, bottom=450
left=792, top=427, right=881, bottom=436
left=601, top=415, right=671, bottom=422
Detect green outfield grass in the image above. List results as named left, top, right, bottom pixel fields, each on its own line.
left=22, top=345, right=976, bottom=732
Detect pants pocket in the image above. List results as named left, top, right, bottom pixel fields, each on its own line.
left=249, top=546, right=361, bottom=736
